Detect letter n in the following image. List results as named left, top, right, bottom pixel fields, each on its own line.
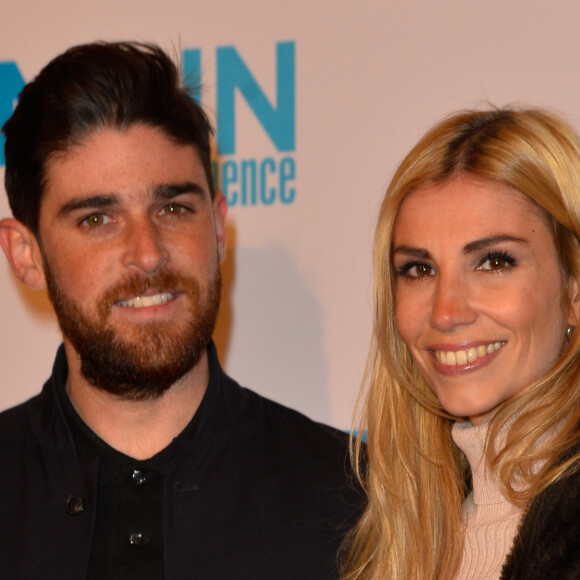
left=217, top=42, right=295, bottom=155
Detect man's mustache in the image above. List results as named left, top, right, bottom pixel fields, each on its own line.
left=97, top=270, right=200, bottom=319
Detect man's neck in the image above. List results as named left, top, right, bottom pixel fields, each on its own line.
left=63, top=343, right=209, bottom=460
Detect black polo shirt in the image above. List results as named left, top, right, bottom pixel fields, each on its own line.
left=57, top=374, right=204, bottom=579
left=0, top=341, right=364, bottom=579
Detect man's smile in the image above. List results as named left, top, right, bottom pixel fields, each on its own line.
left=117, top=292, right=176, bottom=308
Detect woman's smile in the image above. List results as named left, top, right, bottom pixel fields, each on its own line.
left=432, top=341, right=504, bottom=366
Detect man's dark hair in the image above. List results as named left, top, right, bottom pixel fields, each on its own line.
left=3, top=41, right=215, bottom=235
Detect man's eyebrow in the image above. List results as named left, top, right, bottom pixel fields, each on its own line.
left=56, top=182, right=207, bottom=218
left=57, top=194, right=119, bottom=217
left=153, top=181, right=206, bottom=200
left=463, top=235, right=527, bottom=254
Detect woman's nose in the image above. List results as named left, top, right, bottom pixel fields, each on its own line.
left=429, top=271, right=476, bottom=331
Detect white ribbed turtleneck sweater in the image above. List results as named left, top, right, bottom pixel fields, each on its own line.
left=451, top=421, right=524, bottom=580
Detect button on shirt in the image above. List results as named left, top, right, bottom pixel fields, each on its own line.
left=58, top=380, right=203, bottom=580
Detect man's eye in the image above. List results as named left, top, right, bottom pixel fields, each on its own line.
left=160, top=203, right=186, bottom=216
left=82, top=213, right=109, bottom=227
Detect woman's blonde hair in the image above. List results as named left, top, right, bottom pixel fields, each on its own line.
left=342, top=107, right=580, bottom=580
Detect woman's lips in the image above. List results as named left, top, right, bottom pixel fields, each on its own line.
left=427, top=341, right=506, bottom=374
left=433, top=341, right=505, bottom=366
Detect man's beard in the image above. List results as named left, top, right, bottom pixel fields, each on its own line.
left=43, top=259, right=221, bottom=400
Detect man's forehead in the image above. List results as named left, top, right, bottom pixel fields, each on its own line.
left=41, top=124, right=210, bottom=211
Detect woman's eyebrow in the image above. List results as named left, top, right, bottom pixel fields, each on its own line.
left=463, top=235, right=528, bottom=254
left=392, top=246, right=431, bottom=259
left=392, top=235, right=528, bottom=258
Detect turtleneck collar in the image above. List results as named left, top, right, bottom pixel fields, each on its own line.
left=452, top=420, right=506, bottom=507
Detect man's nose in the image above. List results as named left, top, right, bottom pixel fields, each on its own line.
left=122, top=219, right=169, bottom=274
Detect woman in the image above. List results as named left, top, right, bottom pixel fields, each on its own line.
left=343, top=108, right=580, bottom=580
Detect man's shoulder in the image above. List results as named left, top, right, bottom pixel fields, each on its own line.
left=222, top=373, right=349, bottom=446
left=217, top=373, right=355, bottom=479
left=0, top=391, right=48, bottom=459
left=254, top=388, right=349, bottom=445
left=0, top=392, right=44, bottom=432
left=209, top=344, right=348, bottom=440
left=213, top=374, right=364, bottom=518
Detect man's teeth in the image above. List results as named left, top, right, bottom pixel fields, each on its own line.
left=435, top=342, right=504, bottom=366
left=118, top=293, right=174, bottom=308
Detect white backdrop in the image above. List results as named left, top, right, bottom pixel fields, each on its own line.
left=2, top=1, right=580, bottom=428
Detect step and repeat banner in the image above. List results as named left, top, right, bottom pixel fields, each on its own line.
left=2, top=1, right=580, bottom=428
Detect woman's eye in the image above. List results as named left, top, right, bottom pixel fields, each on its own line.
left=397, top=262, right=434, bottom=279
left=82, top=213, right=109, bottom=227
left=477, top=251, right=517, bottom=272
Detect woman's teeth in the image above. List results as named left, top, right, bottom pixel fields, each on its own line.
left=118, top=292, right=174, bottom=308
left=435, top=342, right=504, bottom=366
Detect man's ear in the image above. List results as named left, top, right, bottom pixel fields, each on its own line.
left=213, top=191, right=228, bottom=263
left=0, top=218, right=46, bottom=289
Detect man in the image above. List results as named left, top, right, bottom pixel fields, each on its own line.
left=0, top=42, right=362, bottom=579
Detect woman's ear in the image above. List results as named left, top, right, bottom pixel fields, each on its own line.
left=567, top=274, right=580, bottom=326
left=0, top=218, right=46, bottom=289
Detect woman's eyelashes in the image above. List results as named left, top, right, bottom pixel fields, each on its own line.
left=476, top=250, right=518, bottom=273
left=395, top=250, right=518, bottom=280
left=395, top=260, right=434, bottom=279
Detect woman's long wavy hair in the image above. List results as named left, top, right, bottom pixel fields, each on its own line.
left=342, top=107, right=580, bottom=580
